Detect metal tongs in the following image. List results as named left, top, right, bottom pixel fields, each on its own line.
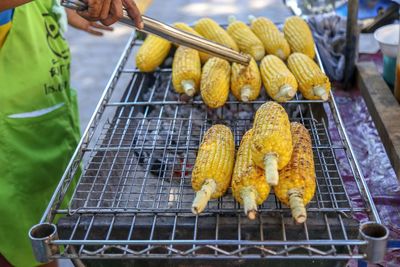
left=61, top=0, right=250, bottom=65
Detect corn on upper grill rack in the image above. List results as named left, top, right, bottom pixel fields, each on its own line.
left=29, top=29, right=386, bottom=263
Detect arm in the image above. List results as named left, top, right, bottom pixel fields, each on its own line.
left=1, top=0, right=143, bottom=30
left=0, top=0, right=32, bottom=11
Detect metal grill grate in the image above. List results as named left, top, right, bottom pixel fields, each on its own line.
left=38, top=33, right=379, bottom=261
left=69, top=74, right=353, bottom=215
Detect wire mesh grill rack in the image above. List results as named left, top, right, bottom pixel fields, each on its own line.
left=31, top=32, right=382, bottom=262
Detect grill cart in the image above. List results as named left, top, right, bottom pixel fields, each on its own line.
left=29, top=26, right=389, bottom=267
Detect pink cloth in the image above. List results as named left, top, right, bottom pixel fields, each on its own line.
left=328, top=82, right=400, bottom=266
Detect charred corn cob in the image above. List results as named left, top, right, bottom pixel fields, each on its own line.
left=260, top=55, right=298, bottom=102
left=201, top=57, right=231, bottom=108
left=249, top=16, right=291, bottom=60
left=173, top=22, right=210, bottom=63
left=275, top=122, right=316, bottom=223
left=136, top=34, right=171, bottom=72
left=231, top=57, right=261, bottom=102
left=287, top=53, right=330, bottom=101
left=251, top=102, right=292, bottom=186
left=227, top=16, right=265, bottom=61
left=194, top=18, right=239, bottom=54
left=172, top=46, right=201, bottom=97
left=232, top=129, right=270, bottom=220
left=283, top=16, right=315, bottom=59
left=191, top=125, right=235, bottom=214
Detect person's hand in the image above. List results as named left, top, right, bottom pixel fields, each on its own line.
left=66, top=9, right=113, bottom=36
left=76, top=0, right=143, bottom=29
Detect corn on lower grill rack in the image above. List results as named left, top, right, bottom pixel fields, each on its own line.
left=32, top=32, right=382, bottom=262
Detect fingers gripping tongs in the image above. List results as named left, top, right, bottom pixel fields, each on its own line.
left=61, top=0, right=251, bottom=65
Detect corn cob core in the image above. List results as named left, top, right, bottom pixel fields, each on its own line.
left=226, top=17, right=265, bottom=61
left=200, top=57, right=231, bottom=108
left=260, top=55, right=298, bottom=102
left=287, top=53, right=331, bottom=101
left=231, top=57, right=261, bottom=102
left=194, top=18, right=239, bottom=54
left=275, top=122, right=316, bottom=223
left=172, top=46, right=201, bottom=97
left=136, top=34, right=171, bottom=72
left=249, top=16, right=291, bottom=60
left=232, top=129, right=270, bottom=219
left=173, top=22, right=210, bottom=64
left=251, top=102, right=293, bottom=186
left=191, top=125, right=235, bottom=214
left=283, top=16, right=315, bottom=59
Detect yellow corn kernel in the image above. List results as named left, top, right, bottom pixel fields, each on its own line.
left=227, top=16, right=265, bottom=61
left=200, top=57, right=231, bottom=108
left=173, top=22, right=210, bottom=63
left=283, top=16, right=315, bottom=59
left=194, top=18, right=239, bottom=53
left=136, top=34, right=171, bottom=72
left=172, top=46, right=201, bottom=97
left=231, top=57, right=261, bottom=102
left=275, top=122, right=316, bottom=223
left=173, top=22, right=199, bottom=36
left=287, top=52, right=331, bottom=101
left=251, top=102, right=292, bottom=186
left=232, top=129, right=270, bottom=219
left=191, top=124, right=235, bottom=214
left=249, top=16, right=291, bottom=60
left=260, top=55, right=298, bottom=102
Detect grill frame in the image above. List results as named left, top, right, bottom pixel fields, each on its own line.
left=35, top=31, right=380, bottom=261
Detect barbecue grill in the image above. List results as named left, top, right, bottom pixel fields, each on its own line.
left=29, top=29, right=388, bottom=266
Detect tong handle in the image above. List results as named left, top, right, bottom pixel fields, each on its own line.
left=60, top=0, right=251, bottom=65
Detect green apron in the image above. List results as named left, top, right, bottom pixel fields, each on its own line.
left=0, top=1, right=80, bottom=266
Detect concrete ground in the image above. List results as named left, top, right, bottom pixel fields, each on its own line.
left=66, top=0, right=291, bottom=130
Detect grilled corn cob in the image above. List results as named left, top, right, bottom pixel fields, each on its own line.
left=201, top=57, right=231, bottom=108
left=172, top=46, right=201, bottom=97
left=251, top=102, right=292, bottom=186
left=173, top=22, right=199, bottom=37
left=227, top=16, right=265, bottom=61
left=287, top=53, right=330, bottom=101
left=173, top=22, right=210, bottom=63
left=260, top=55, right=298, bottom=102
left=191, top=125, right=235, bottom=214
left=232, top=129, right=270, bottom=219
left=136, top=34, right=171, bottom=72
left=231, top=57, right=261, bottom=102
left=194, top=18, right=239, bottom=54
left=275, top=122, right=316, bottom=223
left=249, top=16, right=290, bottom=60
left=283, top=16, right=315, bottom=59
